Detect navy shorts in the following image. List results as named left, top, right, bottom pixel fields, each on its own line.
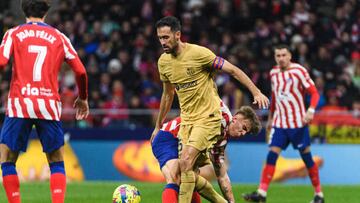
left=151, top=130, right=178, bottom=169
left=268, top=126, right=310, bottom=151
left=0, top=116, right=64, bottom=153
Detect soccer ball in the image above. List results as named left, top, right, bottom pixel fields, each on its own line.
left=112, top=184, right=141, bottom=203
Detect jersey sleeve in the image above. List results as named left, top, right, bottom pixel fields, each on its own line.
left=196, top=46, right=224, bottom=70
left=157, top=56, right=169, bottom=82
left=299, top=68, right=315, bottom=89
left=0, top=28, right=16, bottom=67
left=59, top=32, right=88, bottom=99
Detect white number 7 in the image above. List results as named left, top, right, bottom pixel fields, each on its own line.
left=28, top=45, right=47, bottom=81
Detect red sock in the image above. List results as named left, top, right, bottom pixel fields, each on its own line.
left=259, top=164, right=276, bottom=191
left=191, top=191, right=201, bottom=203
left=308, top=164, right=322, bottom=193
left=162, top=188, right=178, bottom=203
left=50, top=173, right=66, bottom=203
left=2, top=175, right=21, bottom=203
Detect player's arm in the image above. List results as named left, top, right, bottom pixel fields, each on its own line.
left=0, top=29, right=14, bottom=67
left=303, top=84, right=319, bottom=124
left=60, top=33, right=89, bottom=120
left=210, top=146, right=235, bottom=203
left=151, top=81, right=175, bottom=142
left=220, top=59, right=269, bottom=109
left=299, top=68, right=319, bottom=124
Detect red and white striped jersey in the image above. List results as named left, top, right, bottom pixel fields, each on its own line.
left=161, top=116, right=181, bottom=138
left=270, top=63, right=315, bottom=128
left=0, top=22, right=87, bottom=121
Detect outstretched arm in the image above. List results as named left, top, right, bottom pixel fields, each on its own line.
left=221, top=60, right=269, bottom=109
left=210, top=145, right=235, bottom=203
left=150, top=81, right=175, bottom=142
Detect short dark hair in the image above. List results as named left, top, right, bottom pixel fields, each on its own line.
left=274, top=44, right=291, bottom=52
left=235, top=106, right=262, bottom=135
left=22, top=0, right=50, bottom=18
left=155, top=16, right=181, bottom=32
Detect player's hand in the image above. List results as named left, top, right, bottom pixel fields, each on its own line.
left=150, top=127, right=160, bottom=143
left=73, top=97, right=89, bottom=120
left=252, top=92, right=269, bottom=109
left=303, top=108, right=315, bottom=124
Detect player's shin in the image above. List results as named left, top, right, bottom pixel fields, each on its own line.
left=195, top=175, right=227, bottom=203
left=258, top=151, right=278, bottom=194
left=1, top=162, right=21, bottom=203
left=179, top=170, right=196, bottom=203
left=49, top=161, right=66, bottom=203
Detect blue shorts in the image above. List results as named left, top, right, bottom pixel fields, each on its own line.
left=151, top=130, right=178, bottom=169
left=0, top=116, right=64, bottom=153
left=268, top=126, right=310, bottom=151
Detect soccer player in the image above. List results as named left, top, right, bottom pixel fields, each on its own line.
left=152, top=101, right=261, bottom=203
left=0, top=1, right=89, bottom=203
left=153, top=16, right=269, bottom=203
left=242, top=44, right=324, bottom=203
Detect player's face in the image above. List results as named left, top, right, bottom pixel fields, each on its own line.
left=274, top=48, right=291, bottom=69
left=157, top=26, right=180, bottom=54
left=228, top=114, right=251, bottom=138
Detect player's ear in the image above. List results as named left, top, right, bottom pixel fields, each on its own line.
left=175, top=31, right=181, bottom=41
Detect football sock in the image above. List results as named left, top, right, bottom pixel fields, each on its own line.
left=179, top=170, right=196, bottom=203
left=49, top=161, right=66, bottom=203
left=162, top=183, right=179, bottom=203
left=1, top=162, right=21, bottom=203
left=191, top=191, right=201, bottom=203
left=300, top=152, right=322, bottom=193
left=308, top=164, right=322, bottom=193
left=195, top=175, right=227, bottom=203
left=258, top=151, right=278, bottom=193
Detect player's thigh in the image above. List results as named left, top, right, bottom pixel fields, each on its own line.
left=289, top=126, right=311, bottom=151
left=151, top=130, right=179, bottom=169
left=199, top=163, right=216, bottom=182
left=268, top=127, right=290, bottom=150
left=35, top=119, right=64, bottom=154
left=0, top=116, right=33, bottom=153
left=161, top=159, right=180, bottom=184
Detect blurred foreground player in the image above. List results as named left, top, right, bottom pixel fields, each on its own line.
left=152, top=101, right=261, bottom=203
left=0, top=1, right=89, bottom=203
left=242, top=45, right=324, bottom=203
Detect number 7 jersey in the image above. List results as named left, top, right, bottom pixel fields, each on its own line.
left=0, top=22, right=88, bottom=121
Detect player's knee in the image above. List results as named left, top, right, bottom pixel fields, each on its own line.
left=46, top=148, right=64, bottom=163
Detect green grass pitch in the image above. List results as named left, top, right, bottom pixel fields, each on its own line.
left=0, top=181, right=359, bottom=203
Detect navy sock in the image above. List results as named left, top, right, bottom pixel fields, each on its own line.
left=49, top=161, right=65, bottom=175
left=300, top=152, right=315, bottom=168
left=266, top=151, right=279, bottom=165
left=1, top=162, right=17, bottom=176
left=164, top=183, right=179, bottom=193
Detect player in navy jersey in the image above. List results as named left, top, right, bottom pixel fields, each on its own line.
left=0, top=1, right=89, bottom=203
left=242, top=45, right=324, bottom=203
left=151, top=101, right=261, bottom=203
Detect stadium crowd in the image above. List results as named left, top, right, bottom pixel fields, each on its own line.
left=0, top=0, right=359, bottom=128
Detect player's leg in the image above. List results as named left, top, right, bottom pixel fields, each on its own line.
left=0, top=117, right=33, bottom=203
left=36, top=119, right=66, bottom=203
left=179, top=124, right=225, bottom=203
left=151, top=130, right=181, bottom=203
left=46, top=147, right=66, bottom=203
left=161, top=159, right=180, bottom=203
left=294, top=127, right=324, bottom=203
left=243, top=127, right=288, bottom=202
left=0, top=144, right=20, bottom=203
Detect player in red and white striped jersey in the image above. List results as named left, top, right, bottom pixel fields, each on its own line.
left=0, top=1, right=89, bottom=203
left=243, top=45, right=324, bottom=203
left=151, top=101, right=261, bottom=203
